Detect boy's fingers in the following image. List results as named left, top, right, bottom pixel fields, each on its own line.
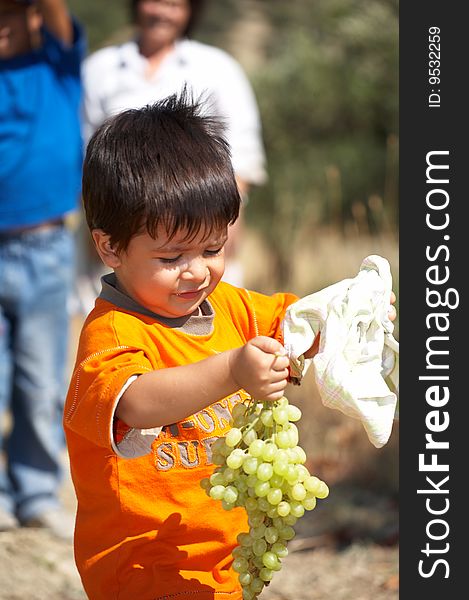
left=250, top=335, right=286, bottom=357
left=271, top=356, right=289, bottom=371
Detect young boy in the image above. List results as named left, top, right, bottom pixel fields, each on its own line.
left=64, top=92, right=300, bottom=600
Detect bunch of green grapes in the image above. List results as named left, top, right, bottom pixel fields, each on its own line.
left=200, top=396, right=329, bottom=600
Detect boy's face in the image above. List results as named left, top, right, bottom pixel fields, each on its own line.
left=94, top=224, right=228, bottom=318
left=0, top=0, right=40, bottom=59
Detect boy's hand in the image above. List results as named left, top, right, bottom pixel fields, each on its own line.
left=229, top=336, right=290, bottom=402
left=389, top=291, right=397, bottom=321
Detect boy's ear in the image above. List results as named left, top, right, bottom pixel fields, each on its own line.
left=92, top=230, right=121, bottom=268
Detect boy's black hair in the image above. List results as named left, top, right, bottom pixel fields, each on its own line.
left=82, top=90, right=240, bottom=252
left=129, top=0, right=206, bottom=37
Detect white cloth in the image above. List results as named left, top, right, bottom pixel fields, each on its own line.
left=283, top=255, right=399, bottom=448
left=82, top=38, right=267, bottom=186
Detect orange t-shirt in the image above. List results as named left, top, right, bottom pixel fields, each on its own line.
left=64, top=281, right=297, bottom=600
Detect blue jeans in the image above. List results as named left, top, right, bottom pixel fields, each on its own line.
left=0, top=224, right=74, bottom=522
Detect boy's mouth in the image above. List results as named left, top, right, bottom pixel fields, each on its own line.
left=176, top=289, right=205, bottom=300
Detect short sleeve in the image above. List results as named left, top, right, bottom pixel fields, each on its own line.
left=64, top=346, right=153, bottom=451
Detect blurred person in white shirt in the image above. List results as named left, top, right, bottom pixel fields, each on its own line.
left=78, top=0, right=267, bottom=309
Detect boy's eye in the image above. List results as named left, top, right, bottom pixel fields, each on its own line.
left=205, top=247, right=223, bottom=256
left=158, top=255, right=181, bottom=264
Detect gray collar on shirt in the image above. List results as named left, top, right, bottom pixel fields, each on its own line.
left=99, top=273, right=214, bottom=335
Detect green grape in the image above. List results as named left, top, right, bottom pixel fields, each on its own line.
left=264, top=526, right=279, bottom=544
left=225, top=427, right=243, bottom=447
left=209, top=471, right=225, bottom=486
left=278, top=525, right=296, bottom=541
left=202, top=395, right=330, bottom=598
left=223, top=467, right=237, bottom=482
left=304, top=475, right=321, bottom=494
left=274, top=449, right=289, bottom=464
left=266, top=488, right=282, bottom=506
left=246, top=474, right=258, bottom=488
left=257, top=497, right=270, bottom=512
left=232, top=557, right=248, bottom=573
left=210, top=437, right=226, bottom=454
left=252, top=538, right=267, bottom=557
left=316, top=481, right=330, bottom=499
left=285, top=465, right=299, bottom=485
left=211, top=452, right=225, bottom=466
left=242, top=457, right=259, bottom=475
left=259, top=567, right=274, bottom=582
left=303, top=495, right=317, bottom=511
left=250, top=577, right=264, bottom=594
left=290, top=500, right=305, bottom=518
left=272, top=517, right=284, bottom=530
left=209, top=485, right=226, bottom=500
left=272, top=407, right=289, bottom=425
left=260, top=409, right=274, bottom=427
left=277, top=500, right=291, bottom=517
left=249, top=439, right=265, bottom=457
left=291, top=483, right=307, bottom=501
left=250, top=524, right=266, bottom=540
left=232, top=545, right=244, bottom=558
left=238, top=572, right=252, bottom=586
left=226, top=448, right=245, bottom=470
left=245, top=497, right=258, bottom=513
left=295, top=464, right=310, bottom=481
left=232, top=402, right=248, bottom=420
left=252, top=555, right=264, bottom=570
left=272, top=460, right=288, bottom=477
left=248, top=511, right=265, bottom=528
left=200, top=477, right=210, bottom=491
left=223, top=486, right=238, bottom=504
left=261, top=442, right=277, bottom=462
left=262, top=551, right=279, bottom=570
left=237, top=532, right=252, bottom=547
left=235, top=478, right=248, bottom=493
left=271, top=541, right=288, bottom=558
left=287, top=404, right=302, bottom=421
left=274, top=430, right=290, bottom=449
left=283, top=514, right=298, bottom=526
left=269, top=474, right=284, bottom=488
left=254, top=480, right=270, bottom=498
left=256, top=462, right=273, bottom=482
left=243, top=429, right=258, bottom=445
left=286, top=424, right=299, bottom=446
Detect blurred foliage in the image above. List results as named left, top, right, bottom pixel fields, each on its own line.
left=246, top=0, right=399, bottom=284
left=69, top=0, right=398, bottom=286
left=69, top=1, right=129, bottom=50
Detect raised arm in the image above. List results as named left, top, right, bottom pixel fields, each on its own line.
left=116, top=336, right=290, bottom=429
left=37, top=0, right=73, bottom=46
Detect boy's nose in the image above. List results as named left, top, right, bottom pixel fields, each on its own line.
left=181, top=257, right=208, bottom=281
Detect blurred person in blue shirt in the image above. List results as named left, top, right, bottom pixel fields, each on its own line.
left=0, top=0, right=85, bottom=538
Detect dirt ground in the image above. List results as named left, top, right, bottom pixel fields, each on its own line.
left=0, top=462, right=398, bottom=600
